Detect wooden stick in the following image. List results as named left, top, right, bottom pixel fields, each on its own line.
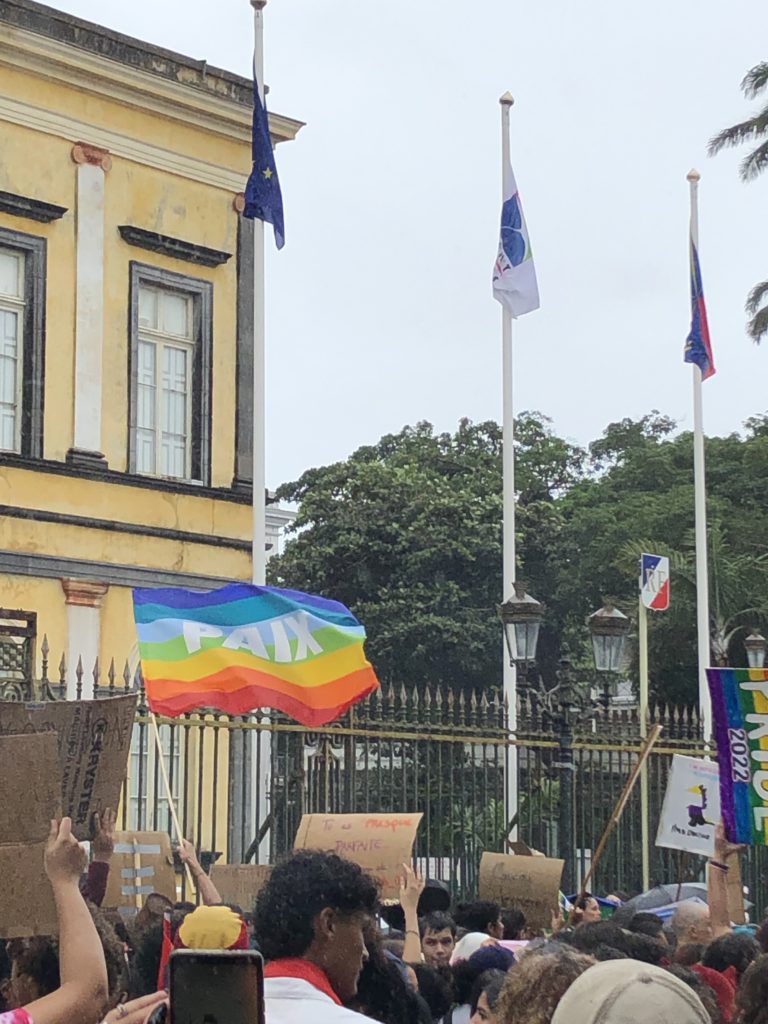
left=579, top=724, right=663, bottom=896
left=150, top=712, right=195, bottom=895
left=675, top=850, right=687, bottom=903
left=132, top=839, right=143, bottom=911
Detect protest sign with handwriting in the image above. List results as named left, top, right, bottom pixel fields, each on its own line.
left=0, top=694, right=135, bottom=839
left=479, top=852, right=564, bottom=931
left=0, top=733, right=60, bottom=937
left=294, top=812, right=422, bottom=900
left=210, top=864, right=273, bottom=909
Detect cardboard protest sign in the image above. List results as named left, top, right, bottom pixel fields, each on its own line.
left=103, top=830, right=177, bottom=916
left=0, top=733, right=60, bottom=937
left=726, top=851, right=747, bottom=925
left=0, top=694, right=135, bottom=839
left=656, top=755, right=720, bottom=857
left=479, top=852, right=564, bottom=931
left=294, top=812, right=422, bottom=900
left=210, top=864, right=273, bottom=910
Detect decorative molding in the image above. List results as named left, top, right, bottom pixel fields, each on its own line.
left=0, top=189, right=67, bottom=223
left=66, top=447, right=107, bottom=469
left=0, top=549, right=240, bottom=591
left=0, top=23, right=303, bottom=149
left=233, top=193, right=246, bottom=214
left=0, top=503, right=250, bottom=552
left=71, top=141, right=112, bottom=171
left=0, top=451, right=253, bottom=505
left=233, top=215, right=255, bottom=490
left=60, top=577, right=108, bottom=607
left=0, top=94, right=247, bottom=193
left=118, top=226, right=231, bottom=268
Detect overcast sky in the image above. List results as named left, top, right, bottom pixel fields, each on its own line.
left=55, top=0, right=768, bottom=486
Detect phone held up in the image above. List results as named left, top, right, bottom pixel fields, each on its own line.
left=148, top=949, right=265, bottom=1024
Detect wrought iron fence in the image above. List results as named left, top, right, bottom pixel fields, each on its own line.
left=5, top=639, right=767, bottom=919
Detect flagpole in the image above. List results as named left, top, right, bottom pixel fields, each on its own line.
left=251, top=1, right=267, bottom=587
left=250, top=0, right=271, bottom=863
left=688, top=168, right=712, bottom=742
left=500, top=91, right=518, bottom=835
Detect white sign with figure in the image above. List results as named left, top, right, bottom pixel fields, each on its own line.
left=656, top=754, right=719, bottom=857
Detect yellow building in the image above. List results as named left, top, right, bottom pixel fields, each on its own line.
left=0, top=0, right=301, bottom=859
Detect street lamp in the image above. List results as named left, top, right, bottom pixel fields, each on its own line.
left=745, top=630, right=767, bottom=669
left=498, top=582, right=545, bottom=667
left=588, top=602, right=630, bottom=674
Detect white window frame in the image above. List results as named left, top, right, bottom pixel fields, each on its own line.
left=135, top=285, right=195, bottom=479
left=0, top=229, right=46, bottom=457
left=127, top=721, right=185, bottom=834
left=0, top=248, right=25, bottom=453
left=128, top=262, right=212, bottom=485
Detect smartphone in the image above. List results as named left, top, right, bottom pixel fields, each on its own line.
left=169, top=949, right=264, bottom=1024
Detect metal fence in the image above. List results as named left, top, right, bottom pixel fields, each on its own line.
left=6, top=641, right=768, bottom=919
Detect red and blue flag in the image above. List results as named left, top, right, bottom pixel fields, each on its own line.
left=684, top=239, right=715, bottom=380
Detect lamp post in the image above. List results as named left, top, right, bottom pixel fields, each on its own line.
left=588, top=602, right=631, bottom=706
left=745, top=630, right=767, bottom=669
left=498, top=582, right=545, bottom=676
left=499, top=589, right=630, bottom=893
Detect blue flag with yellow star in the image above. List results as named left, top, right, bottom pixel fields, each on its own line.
left=244, top=77, right=284, bottom=249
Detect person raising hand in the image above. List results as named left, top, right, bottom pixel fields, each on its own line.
left=3, top=818, right=108, bottom=1024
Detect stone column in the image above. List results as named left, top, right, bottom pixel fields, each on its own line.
left=61, top=578, right=108, bottom=699
left=67, top=142, right=111, bottom=468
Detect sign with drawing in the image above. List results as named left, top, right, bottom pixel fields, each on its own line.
left=656, top=755, right=720, bottom=857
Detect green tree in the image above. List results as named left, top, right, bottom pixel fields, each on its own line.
left=271, top=412, right=768, bottom=705
left=709, top=62, right=768, bottom=342
left=269, top=415, right=581, bottom=692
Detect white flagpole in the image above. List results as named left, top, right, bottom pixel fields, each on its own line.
left=500, top=92, right=518, bottom=834
left=687, top=168, right=713, bottom=742
left=251, top=2, right=267, bottom=587
left=250, top=0, right=271, bottom=863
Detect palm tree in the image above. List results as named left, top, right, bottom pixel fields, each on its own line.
left=709, top=62, right=768, bottom=343
left=621, top=525, right=768, bottom=667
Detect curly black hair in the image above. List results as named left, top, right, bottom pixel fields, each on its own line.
left=454, top=902, right=501, bottom=935
left=702, top=932, right=760, bottom=980
left=253, top=850, right=379, bottom=960
left=128, top=921, right=165, bottom=999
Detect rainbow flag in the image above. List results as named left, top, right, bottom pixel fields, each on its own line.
left=132, top=584, right=380, bottom=727
left=707, top=667, right=768, bottom=845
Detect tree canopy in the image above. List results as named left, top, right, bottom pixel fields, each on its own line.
left=269, top=412, right=768, bottom=704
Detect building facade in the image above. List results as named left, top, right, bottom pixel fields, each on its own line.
left=0, top=0, right=301, bottom=699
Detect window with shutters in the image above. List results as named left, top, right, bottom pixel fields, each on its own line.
left=128, top=263, right=212, bottom=483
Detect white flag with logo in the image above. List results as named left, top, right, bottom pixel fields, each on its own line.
left=492, top=160, right=540, bottom=317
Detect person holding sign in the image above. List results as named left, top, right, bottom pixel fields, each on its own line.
left=2, top=818, right=108, bottom=1024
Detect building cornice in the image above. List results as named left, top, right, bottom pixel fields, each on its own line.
left=0, top=93, right=245, bottom=193
left=0, top=18, right=303, bottom=161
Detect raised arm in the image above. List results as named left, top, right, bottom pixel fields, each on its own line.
left=708, top=822, right=742, bottom=938
left=178, top=839, right=222, bottom=906
left=81, top=808, right=116, bottom=906
left=399, top=863, right=426, bottom=964
left=25, top=818, right=109, bottom=1024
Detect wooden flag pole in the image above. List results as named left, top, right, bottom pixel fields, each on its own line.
left=150, top=712, right=196, bottom=895
left=579, top=724, right=663, bottom=896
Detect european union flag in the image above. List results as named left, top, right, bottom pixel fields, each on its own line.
left=244, top=77, right=284, bottom=250
left=684, top=238, right=715, bottom=380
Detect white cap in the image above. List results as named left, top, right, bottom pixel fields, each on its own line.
left=551, top=960, right=710, bottom=1024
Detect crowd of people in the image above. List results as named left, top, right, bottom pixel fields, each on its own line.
left=2, top=814, right=768, bottom=1024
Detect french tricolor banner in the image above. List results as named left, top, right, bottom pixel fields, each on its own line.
left=641, top=553, right=670, bottom=611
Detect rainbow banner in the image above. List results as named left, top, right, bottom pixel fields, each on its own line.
left=707, top=668, right=768, bottom=845
left=133, top=584, right=380, bottom=727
